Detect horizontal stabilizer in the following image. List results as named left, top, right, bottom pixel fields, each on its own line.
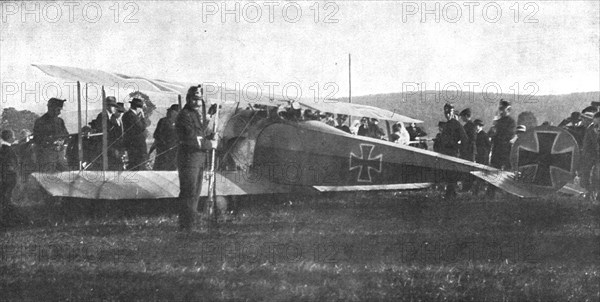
left=558, top=182, right=585, bottom=196
left=314, top=183, right=432, bottom=192
left=471, top=170, right=538, bottom=199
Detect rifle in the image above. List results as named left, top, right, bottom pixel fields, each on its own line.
left=206, top=98, right=220, bottom=225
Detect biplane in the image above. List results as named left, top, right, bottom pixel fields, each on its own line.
left=28, top=64, right=582, bottom=213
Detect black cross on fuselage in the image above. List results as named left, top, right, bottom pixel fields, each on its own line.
left=349, top=144, right=382, bottom=182
left=517, top=132, right=573, bottom=187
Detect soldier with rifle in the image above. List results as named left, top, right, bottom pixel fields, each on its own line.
left=175, top=85, right=218, bottom=231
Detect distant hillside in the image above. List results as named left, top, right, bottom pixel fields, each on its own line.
left=336, top=91, right=600, bottom=135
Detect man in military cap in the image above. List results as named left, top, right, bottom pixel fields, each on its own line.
left=439, top=103, right=468, bottom=198
left=488, top=99, right=516, bottom=198
left=33, top=98, right=70, bottom=172
left=122, top=98, right=150, bottom=170
left=176, top=85, right=218, bottom=231
left=490, top=99, right=516, bottom=170
left=153, top=104, right=180, bottom=170
left=458, top=108, right=477, bottom=192
left=459, top=108, right=476, bottom=161
left=580, top=112, right=600, bottom=200
left=559, top=112, right=585, bottom=149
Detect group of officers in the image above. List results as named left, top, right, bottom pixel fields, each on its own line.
left=431, top=100, right=516, bottom=199
left=2, top=86, right=217, bottom=231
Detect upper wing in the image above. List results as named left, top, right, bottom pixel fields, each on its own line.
left=32, top=64, right=288, bottom=107
left=300, top=101, right=423, bottom=124
left=32, top=64, right=423, bottom=124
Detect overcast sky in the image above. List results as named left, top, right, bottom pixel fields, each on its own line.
left=1, top=1, right=599, bottom=112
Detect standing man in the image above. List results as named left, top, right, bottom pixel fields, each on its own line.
left=580, top=112, right=600, bottom=200
left=459, top=108, right=477, bottom=192
left=440, top=103, right=468, bottom=199
left=474, top=119, right=491, bottom=165
left=153, top=104, right=180, bottom=170
left=89, top=96, right=119, bottom=170
left=490, top=99, right=516, bottom=170
left=472, top=119, right=491, bottom=195
left=488, top=99, right=516, bottom=198
left=107, top=103, right=126, bottom=170
left=459, top=108, right=476, bottom=162
left=91, top=96, right=118, bottom=133
left=122, top=98, right=150, bottom=170
left=176, top=85, right=217, bottom=231
left=33, top=98, right=69, bottom=172
left=1, top=130, right=18, bottom=225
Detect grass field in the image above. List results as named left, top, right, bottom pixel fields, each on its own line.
left=1, top=190, right=599, bottom=301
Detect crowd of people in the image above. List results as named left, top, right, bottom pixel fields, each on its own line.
left=3, top=93, right=600, bottom=228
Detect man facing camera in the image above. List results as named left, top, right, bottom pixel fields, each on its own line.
left=176, top=85, right=218, bottom=231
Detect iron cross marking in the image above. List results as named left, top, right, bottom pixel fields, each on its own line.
left=517, top=132, right=573, bottom=187
left=349, top=144, right=383, bottom=182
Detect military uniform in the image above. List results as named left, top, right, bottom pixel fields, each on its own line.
left=176, top=99, right=213, bottom=230
left=462, top=120, right=476, bottom=161
left=580, top=124, right=599, bottom=193
left=440, top=118, right=468, bottom=158
left=475, top=130, right=491, bottom=165
left=33, top=101, right=69, bottom=172
left=490, top=115, right=516, bottom=169
left=440, top=104, right=468, bottom=198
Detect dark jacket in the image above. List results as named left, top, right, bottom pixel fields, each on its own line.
left=566, top=124, right=586, bottom=151
left=581, top=124, right=598, bottom=163
left=122, top=109, right=149, bottom=150
left=176, top=104, right=212, bottom=151
left=433, top=133, right=442, bottom=153
left=440, top=118, right=468, bottom=157
left=462, top=120, right=477, bottom=161
left=0, top=144, right=18, bottom=183
left=475, top=130, right=491, bottom=165
left=33, top=113, right=69, bottom=147
left=491, top=116, right=516, bottom=150
left=154, top=117, right=178, bottom=150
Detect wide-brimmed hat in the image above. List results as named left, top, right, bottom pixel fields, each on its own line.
left=105, top=96, right=117, bottom=107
